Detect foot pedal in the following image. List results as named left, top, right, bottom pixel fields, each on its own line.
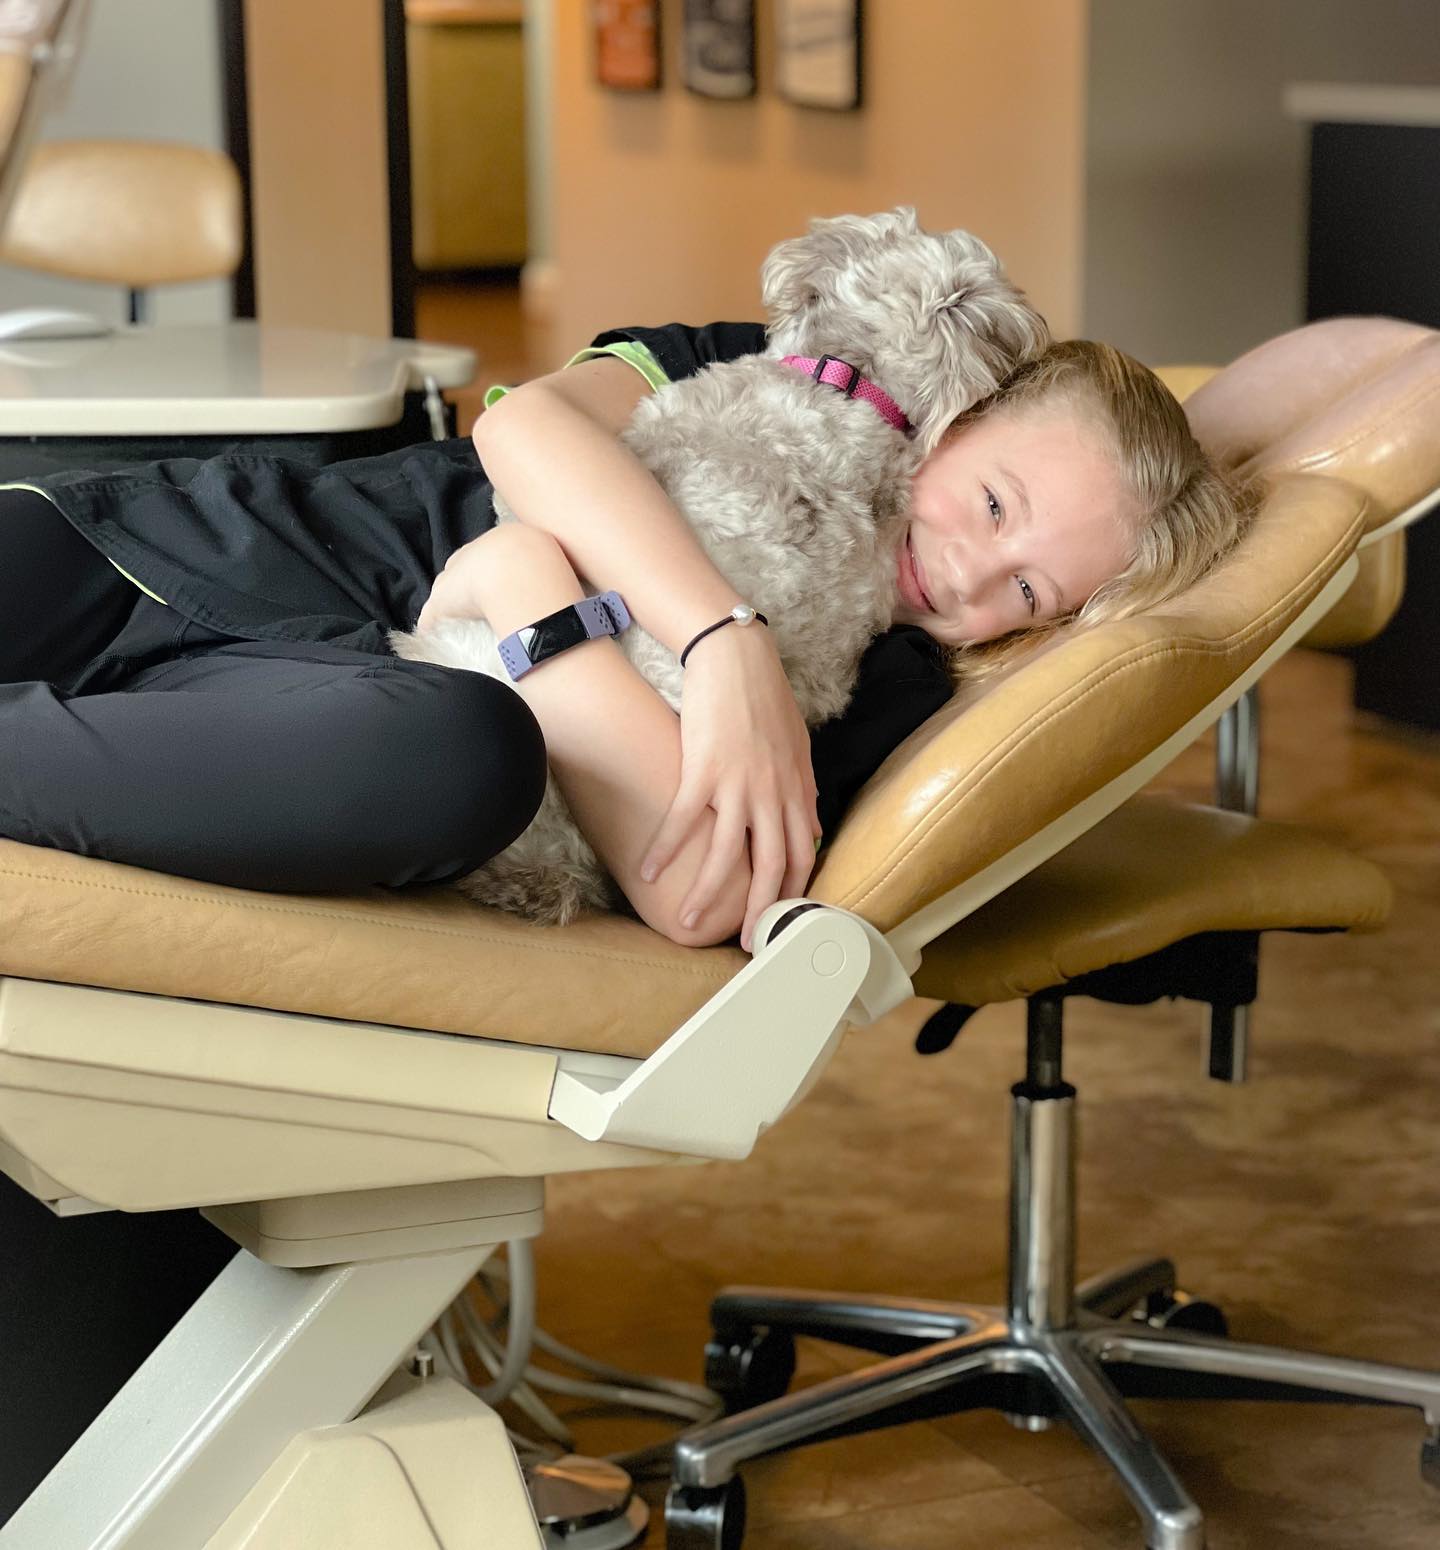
left=527, top=1455, right=649, bottom=1549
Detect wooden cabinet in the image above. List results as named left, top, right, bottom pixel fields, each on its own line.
left=406, top=2, right=527, bottom=271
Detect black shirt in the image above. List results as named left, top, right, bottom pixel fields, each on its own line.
left=31, top=321, right=953, bottom=836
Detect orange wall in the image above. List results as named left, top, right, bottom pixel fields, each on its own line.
left=546, top=1, right=1088, bottom=365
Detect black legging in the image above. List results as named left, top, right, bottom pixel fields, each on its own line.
left=0, top=488, right=548, bottom=890
left=0, top=486, right=549, bottom=1520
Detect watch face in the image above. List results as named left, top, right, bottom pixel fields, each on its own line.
left=518, top=605, right=590, bottom=664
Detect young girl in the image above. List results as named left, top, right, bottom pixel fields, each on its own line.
left=0, top=322, right=1248, bottom=959
left=419, top=323, right=1251, bottom=950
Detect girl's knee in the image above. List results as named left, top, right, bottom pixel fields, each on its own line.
left=360, top=662, right=549, bottom=869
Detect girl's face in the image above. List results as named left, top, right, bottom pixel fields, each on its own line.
left=893, top=399, right=1138, bottom=646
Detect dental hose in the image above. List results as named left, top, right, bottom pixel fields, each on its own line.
left=421, top=1239, right=725, bottom=1474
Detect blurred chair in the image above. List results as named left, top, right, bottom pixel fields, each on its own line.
left=0, top=138, right=242, bottom=322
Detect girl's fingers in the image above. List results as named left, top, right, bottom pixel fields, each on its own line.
left=780, top=800, right=818, bottom=901
left=641, top=783, right=708, bottom=882
left=742, top=804, right=789, bottom=952
left=679, top=801, right=747, bottom=929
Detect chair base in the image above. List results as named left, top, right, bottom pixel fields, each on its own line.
left=673, top=1275, right=1440, bottom=1550
left=666, top=999, right=1440, bottom=1550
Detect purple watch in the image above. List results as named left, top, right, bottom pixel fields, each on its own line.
left=498, top=591, right=632, bottom=682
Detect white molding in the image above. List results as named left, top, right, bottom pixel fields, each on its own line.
left=1284, top=82, right=1440, bottom=128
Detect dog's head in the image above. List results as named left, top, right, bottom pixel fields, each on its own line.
left=761, top=206, right=1050, bottom=454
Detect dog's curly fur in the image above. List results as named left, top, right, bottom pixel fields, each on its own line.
left=387, top=207, right=1049, bottom=927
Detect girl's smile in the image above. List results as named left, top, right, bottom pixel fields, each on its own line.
left=897, top=525, right=935, bottom=613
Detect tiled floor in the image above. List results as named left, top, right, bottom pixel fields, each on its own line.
left=419, top=278, right=1440, bottom=1546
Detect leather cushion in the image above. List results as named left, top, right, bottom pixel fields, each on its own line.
left=913, top=795, right=1392, bottom=1008
left=0, top=837, right=746, bottom=1059
left=1303, top=527, right=1406, bottom=650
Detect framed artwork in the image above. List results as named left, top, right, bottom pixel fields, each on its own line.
left=682, top=0, right=756, bottom=101
left=594, top=0, right=662, bottom=92
left=776, top=0, right=863, bottom=112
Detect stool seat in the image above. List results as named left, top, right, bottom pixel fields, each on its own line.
left=912, top=794, right=1392, bottom=1008
left=0, top=139, right=242, bottom=288
left=0, top=836, right=746, bottom=1063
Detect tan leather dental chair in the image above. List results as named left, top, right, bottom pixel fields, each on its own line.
left=670, top=322, right=1440, bottom=1550
left=0, top=390, right=1382, bottom=1550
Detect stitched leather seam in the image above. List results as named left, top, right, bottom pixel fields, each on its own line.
left=0, top=868, right=737, bottom=979
left=1261, top=373, right=1440, bottom=470
left=1231, top=335, right=1436, bottom=453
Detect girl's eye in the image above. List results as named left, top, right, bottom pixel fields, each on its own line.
left=985, top=486, right=1003, bottom=525
left=1018, top=577, right=1037, bottom=615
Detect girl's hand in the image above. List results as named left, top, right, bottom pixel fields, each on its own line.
left=640, top=625, right=823, bottom=953
left=415, top=535, right=496, bottom=632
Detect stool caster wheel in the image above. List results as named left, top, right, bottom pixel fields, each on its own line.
left=704, top=1327, right=796, bottom=1414
left=1421, top=1429, right=1440, bottom=1490
left=1141, top=1289, right=1229, bottom=1337
left=666, top=1478, right=746, bottom=1550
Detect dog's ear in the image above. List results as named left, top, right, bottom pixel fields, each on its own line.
left=901, top=234, right=1051, bottom=454
left=759, top=228, right=829, bottom=333
left=761, top=207, right=924, bottom=336
left=909, top=297, right=1051, bottom=457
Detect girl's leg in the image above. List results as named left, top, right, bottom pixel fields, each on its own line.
left=0, top=637, right=548, bottom=891
left=0, top=488, right=140, bottom=686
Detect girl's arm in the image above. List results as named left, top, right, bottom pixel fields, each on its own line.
left=472, top=357, right=749, bottom=657
left=462, top=353, right=823, bottom=953
left=438, top=522, right=760, bottom=950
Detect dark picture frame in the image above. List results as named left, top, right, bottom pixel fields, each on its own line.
left=682, top=0, right=756, bottom=101
left=776, top=0, right=863, bottom=112
left=594, top=0, right=662, bottom=92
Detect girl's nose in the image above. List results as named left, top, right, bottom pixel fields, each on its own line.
left=940, top=537, right=971, bottom=608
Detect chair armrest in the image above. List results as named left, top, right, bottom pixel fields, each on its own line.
left=548, top=902, right=915, bottom=1159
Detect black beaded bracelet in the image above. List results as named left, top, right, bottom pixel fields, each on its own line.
left=680, top=604, right=770, bottom=668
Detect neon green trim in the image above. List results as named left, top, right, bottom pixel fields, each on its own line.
left=482, top=339, right=670, bottom=408
left=563, top=340, right=670, bottom=392
left=104, top=559, right=168, bottom=604
left=0, top=479, right=169, bottom=605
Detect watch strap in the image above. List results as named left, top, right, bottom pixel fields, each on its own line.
left=498, top=590, right=630, bottom=682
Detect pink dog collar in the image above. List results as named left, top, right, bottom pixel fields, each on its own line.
left=780, top=354, right=913, bottom=436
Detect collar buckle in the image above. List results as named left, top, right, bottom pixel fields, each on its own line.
left=811, top=354, right=862, bottom=398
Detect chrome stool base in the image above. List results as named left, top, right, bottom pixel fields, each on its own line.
left=667, top=999, right=1440, bottom=1550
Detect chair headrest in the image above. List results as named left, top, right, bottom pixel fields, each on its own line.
left=1185, top=316, right=1440, bottom=537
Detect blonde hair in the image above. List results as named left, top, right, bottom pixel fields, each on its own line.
left=942, top=339, right=1259, bottom=684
